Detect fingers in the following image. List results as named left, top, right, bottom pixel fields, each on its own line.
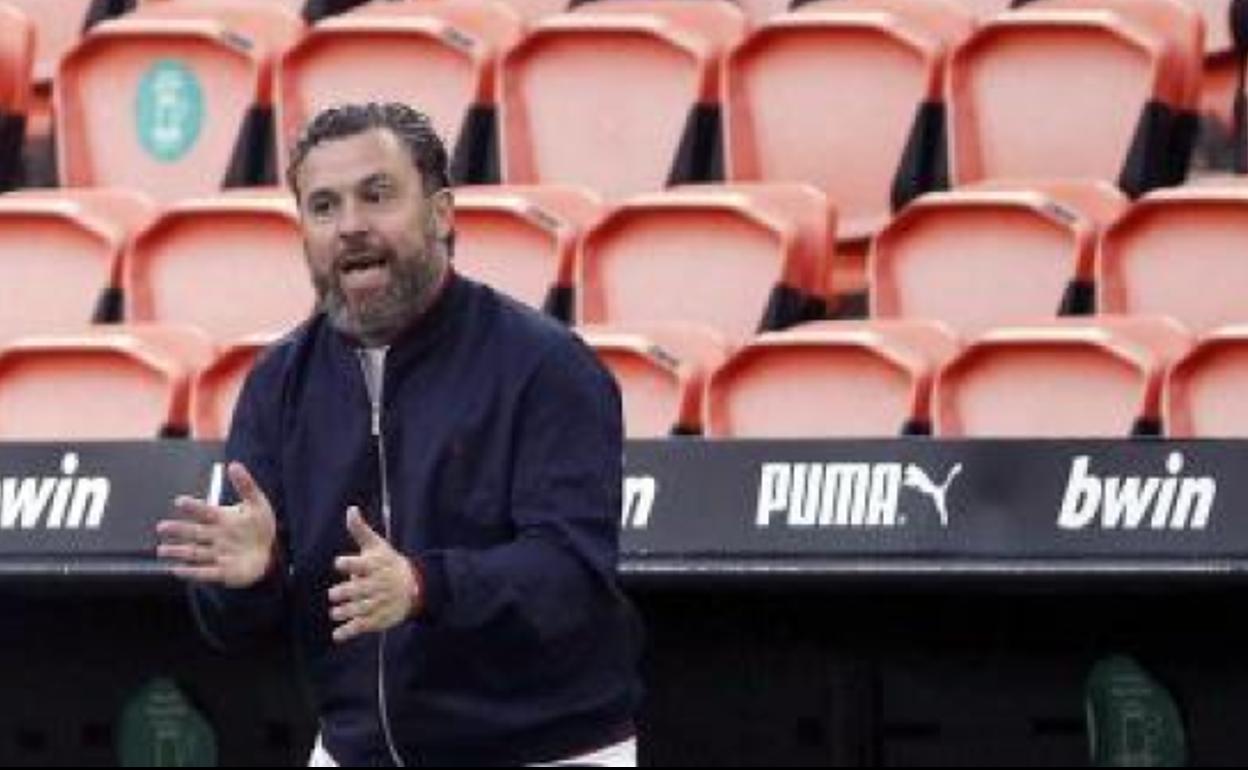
left=171, top=497, right=223, bottom=525
left=345, top=507, right=382, bottom=549
left=328, top=574, right=371, bottom=604
left=334, top=554, right=369, bottom=579
left=155, top=519, right=212, bottom=544
left=332, top=616, right=371, bottom=644
left=329, top=575, right=380, bottom=642
left=227, top=462, right=266, bottom=507
left=156, top=542, right=215, bottom=564
left=329, top=597, right=373, bottom=623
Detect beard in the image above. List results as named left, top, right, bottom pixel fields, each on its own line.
left=312, top=235, right=446, bottom=346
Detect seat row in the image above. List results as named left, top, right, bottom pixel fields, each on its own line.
left=5, top=179, right=1248, bottom=348
left=0, top=0, right=1225, bottom=252
left=0, top=315, right=1243, bottom=440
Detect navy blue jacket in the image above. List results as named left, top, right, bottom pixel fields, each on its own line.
left=190, top=273, right=643, bottom=765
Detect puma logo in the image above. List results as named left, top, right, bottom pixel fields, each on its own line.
left=902, top=463, right=963, bottom=527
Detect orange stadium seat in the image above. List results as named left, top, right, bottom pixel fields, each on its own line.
left=123, top=188, right=312, bottom=343
left=0, top=324, right=214, bottom=439
left=494, top=0, right=573, bottom=23
left=276, top=0, right=522, bottom=185
left=732, top=0, right=794, bottom=26
left=191, top=332, right=275, bottom=439
left=4, top=0, right=93, bottom=90
left=950, top=0, right=1016, bottom=18
left=1188, top=0, right=1238, bottom=170
left=579, top=323, right=729, bottom=437
left=0, top=188, right=155, bottom=344
left=934, top=316, right=1191, bottom=437
left=0, top=3, right=33, bottom=190
left=55, top=1, right=304, bottom=203
left=870, top=180, right=1128, bottom=336
left=577, top=183, right=832, bottom=342
left=704, top=319, right=958, bottom=437
left=1165, top=324, right=1248, bottom=437
left=947, top=0, right=1203, bottom=196
left=1098, top=180, right=1248, bottom=334
left=1182, top=0, right=1233, bottom=55
left=453, top=184, right=601, bottom=321
left=3, top=0, right=153, bottom=186
left=725, top=0, right=975, bottom=243
left=499, top=0, right=746, bottom=201
left=182, top=0, right=311, bottom=18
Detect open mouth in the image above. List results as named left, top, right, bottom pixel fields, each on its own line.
left=339, top=253, right=388, bottom=275
left=337, top=253, right=391, bottom=293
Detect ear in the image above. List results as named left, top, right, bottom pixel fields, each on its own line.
left=428, top=187, right=455, bottom=242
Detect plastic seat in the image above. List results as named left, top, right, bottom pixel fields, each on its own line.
left=725, top=0, right=975, bottom=242
left=934, top=316, right=1191, bottom=436
left=191, top=332, right=276, bottom=439
left=705, top=319, right=958, bottom=437
left=55, top=1, right=304, bottom=202
left=734, top=0, right=798, bottom=26
left=499, top=0, right=746, bottom=200
left=950, top=0, right=1016, bottom=18
left=577, top=183, right=832, bottom=342
left=1180, top=0, right=1232, bottom=55
left=453, top=184, right=601, bottom=320
left=276, top=0, right=521, bottom=185
left=579, top=322, right=729, bottom=437
left=1187, top=0, right=1236, bottom=168
left=947, top=0, right=1203, bottom=196
left=0, top=188, right=156, bottom=344
left=123, top=188, right=312, bottom=342
left=1165, top=324, right=1248, bottom=437
left=4, top=0, right=113, bottom=85
left=871, top=180, right=1128, bottom=336
left=0, top=3, right=34, bottom=190
left=1098, top=180, right=1248, bottom=334
left=0, top=324, right=214, bottom=439
left=493, top=0, right=573, bottom=23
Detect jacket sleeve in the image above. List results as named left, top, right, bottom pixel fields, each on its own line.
left=187, top=352, right=291, bottom=652
left=413, top=339, right=626, bottom=639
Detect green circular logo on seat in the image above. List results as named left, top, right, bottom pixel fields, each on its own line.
left=117, top=678, right=217, bottom=767
left=135, top=60, right=204, bottom=163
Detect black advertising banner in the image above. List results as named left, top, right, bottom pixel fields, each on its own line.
left=3, top=439, right=1248, bottom=577
left=0, top=442, right=221, bottom=574
left=622, top=439, right=1248, bottom=565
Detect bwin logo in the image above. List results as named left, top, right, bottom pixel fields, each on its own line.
left=1058, top=452, right=1216, bottom=531
left=755, top=461, right=961, bottom=529
left=0, top=453, right=111, bottom=530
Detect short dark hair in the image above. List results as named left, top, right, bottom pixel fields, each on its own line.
left=285, top=102, right=451, bottom=198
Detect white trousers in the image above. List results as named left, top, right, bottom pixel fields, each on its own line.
left=308, top=733, right=638, bottom=767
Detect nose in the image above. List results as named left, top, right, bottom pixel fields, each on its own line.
left=335, top=198, right=368, bottom=242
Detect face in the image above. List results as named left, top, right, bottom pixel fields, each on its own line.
left=295, top=127, right=453, bottom=346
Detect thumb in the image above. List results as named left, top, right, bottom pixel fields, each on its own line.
left=346, top=506, right=382, bottom=548
left=227, top=462, right=267, bottom=507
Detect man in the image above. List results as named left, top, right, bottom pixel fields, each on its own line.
left=155, top=102, right=643, bottom=766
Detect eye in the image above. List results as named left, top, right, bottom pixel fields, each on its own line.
left=306, top=194, right=336, bottom=221
left=362, top=179, right=396, bottom=205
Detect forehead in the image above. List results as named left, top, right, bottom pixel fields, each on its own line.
left=296, top=127, right=422, bottom=196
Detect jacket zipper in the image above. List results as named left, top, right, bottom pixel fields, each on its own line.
left=370, top=379, right=406, bottom=766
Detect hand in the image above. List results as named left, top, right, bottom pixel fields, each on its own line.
left=156, top=462, right=278, bottom=588
left=327, top=507, right=420, bottom=643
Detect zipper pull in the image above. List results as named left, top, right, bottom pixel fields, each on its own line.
left=372, top=405, right=381, bottom=437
